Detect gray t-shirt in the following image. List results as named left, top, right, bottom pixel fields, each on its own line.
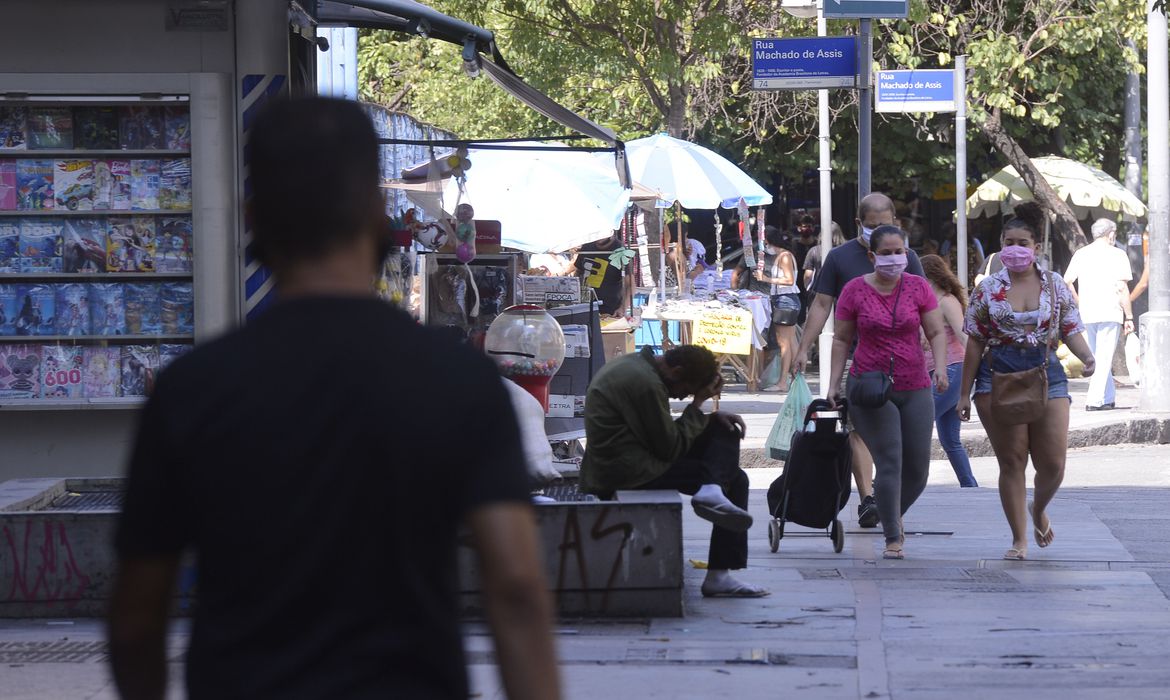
left=812, top=238, right=925, bottom=299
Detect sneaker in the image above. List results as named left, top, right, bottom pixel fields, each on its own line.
left=858, top=494, right=880, bottom=528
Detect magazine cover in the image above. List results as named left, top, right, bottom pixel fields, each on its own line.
left=161, top=282, right=194, bottom=335
left=41, top=345, right=85, bottom=399
left=164, top=107, right=191, bottom=151
left=54, top=159, right=95, bottom=211
left=0, top=161, right=16, bottom=210
left=55, top=283, right=91, bottom=336
left=89, top=282, right=126, bottom=336
left=0, top=345, right=41, bottom=398
left=75, top=107, right=120, bottom=150
left=156, top=216, right=193, bottom=272
left=83, top=346, right=120, bottom=398
left=0, top=284, right=18, bottom=335
left=119, top=344, right=159, bottom=397
left=159, top=158, right=192, bottom=210
left=159, top=343, right=190, bottom=372
left=16, top=159, right=54, bottom=210
left=27, top=108, right=73, bottom=150
left=105, top=217, right=155, bottom=272
left=98, top=159, right=132, bottom=210
left=0, top=106, right=27, bottom=150
left=119, top=107, right=164, bottom=150
left=130, top=159, right=160, bottom=210
left=0, top=221, right=18, bottom=272
left=125, top=282, right=162, bottom=335
left=18, top=218, right=62, bottom=273
left=61, top=218, right=105, bottom=273
left=14, top=284, right=56, bottom=336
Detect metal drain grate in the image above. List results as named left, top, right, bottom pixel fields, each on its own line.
left=0, top=641, right=108, bottom=664
left=44, top=489, right=124, bottom=512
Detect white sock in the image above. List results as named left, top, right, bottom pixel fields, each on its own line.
left=693, top=484, right=727, bottom=504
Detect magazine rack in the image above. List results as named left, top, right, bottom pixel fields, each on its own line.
left=0, top=97, right=195, bottom=407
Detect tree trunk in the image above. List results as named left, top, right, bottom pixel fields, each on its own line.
left=978, top=110, right=1087, bottom=253
left=666, top=84, right=686, bottom=138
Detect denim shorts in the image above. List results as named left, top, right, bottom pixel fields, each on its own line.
left=973, top=345, right=1070, bottom=401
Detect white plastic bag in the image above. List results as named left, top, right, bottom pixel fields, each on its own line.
left=1126, top=333, right=1142, bottom=385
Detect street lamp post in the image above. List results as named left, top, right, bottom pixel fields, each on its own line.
left=1142, top=0, right=1170, bottom=412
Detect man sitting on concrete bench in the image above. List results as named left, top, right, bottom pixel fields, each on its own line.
left=581, top=344, right=769, bottom=598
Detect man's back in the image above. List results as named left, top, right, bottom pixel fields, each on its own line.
left=116, top=297, right=528, bottom=699
left=1066, top=241, right=1131, bottom=323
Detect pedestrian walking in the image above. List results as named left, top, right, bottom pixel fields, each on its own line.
left=920, top=254, right=978, bottom=487
left=757, top=226, right=800, bottom=392
left=827, top=225, right=951, bottom=559
left=581, top=344, right=768, bottom=598
left=1062, top=218, right=1135, bottom=410
left=107, top=98, right=560, bottom=700
left=958, top=202, right=1096, bottom=561
left=793, top=193, right=927, bottom=529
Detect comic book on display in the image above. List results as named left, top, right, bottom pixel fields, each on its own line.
left=156, top=216, right=192, bottom=273
left=0, top=161, right=16, bottom=210
left=159, top=159, right=192, bottom=211
left=161, top=282, right=194, bottom=335
left=41, top=345, right=85, bottom=399
left=0, top=284, right=18, bottom=335
left=119, top=345, right=159, bottom=397
left=119, top=107, right=164, bottom=150
left=61, top=218, right=105, bottom=274
left=75, top=107, right=120, bottom=150
left=130, top=160, right=160, bottom=211
left=0, top=107, right=27, bottom=150
left=93, top=159, right=132, bottom=211
left=0, top=221, right=18, bottom=273
left=106, top=217, right=155, bottom=272
left=164, top=107, right=190, bottom=151
left=83, top=346, right=120, bottom=398
left=14, top=284, right=56, bottom=336
left=0, top=345, right=41, bottom=399
left=89, top=282, right=126, bottom=336
left=19, top=219, right=61, bottom=273
left=55, top=283, right=92, bottom=337
left=16, top=159, right=54, bottom=210
left=54, top=160, right=95, bottom=211
left=125, top=283, right=162, bottom=335
left=27, top=108, right=73, bottom=150
left=159, top=343, right=190, bottom=372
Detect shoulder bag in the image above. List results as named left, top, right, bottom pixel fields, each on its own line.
left=848, top=279, right=903, bottom=409
left=989, top=272, right=1058, bottom=425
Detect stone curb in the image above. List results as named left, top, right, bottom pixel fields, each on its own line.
left=740, top=417, right=1170, bottom=469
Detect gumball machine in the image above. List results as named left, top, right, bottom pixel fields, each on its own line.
left=485, top=305, right=566, bottom=411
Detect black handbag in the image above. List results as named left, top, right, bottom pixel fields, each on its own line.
left=847, top=279, right=903, bottom=409
left=773, top=305, right=800, bottom=326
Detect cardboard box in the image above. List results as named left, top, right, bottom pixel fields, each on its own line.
left=601, top=329, right=635, bottom=360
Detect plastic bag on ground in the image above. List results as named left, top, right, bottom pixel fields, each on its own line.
left=765, top=373, right=813, bottom=461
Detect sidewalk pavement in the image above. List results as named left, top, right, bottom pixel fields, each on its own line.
left=3, top=446, right=1169, bottom=699
left=709, top=374, right=1170, bottom=468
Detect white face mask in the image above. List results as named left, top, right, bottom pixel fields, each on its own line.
left=765, top=245, right=779, bottom=255
left=859, top=226, right=875, bottom=245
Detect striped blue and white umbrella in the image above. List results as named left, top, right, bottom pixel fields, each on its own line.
left=624, top=133, right=772, bottom=209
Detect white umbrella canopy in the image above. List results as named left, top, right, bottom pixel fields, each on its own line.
left=623, top=133, right=772, bottom=209
left=966, top=155, right=1148, bottom=222
left=387, top=143, right=632, bottom=254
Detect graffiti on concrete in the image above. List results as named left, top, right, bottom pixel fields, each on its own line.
left=556, top=506, right=633, bottom=612
left=1, top=521, right=92, bottom=603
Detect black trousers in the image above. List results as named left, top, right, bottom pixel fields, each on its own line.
left=638, top=423, right=750, bottom=570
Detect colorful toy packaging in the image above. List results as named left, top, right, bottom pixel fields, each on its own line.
left=119, top=344, right=159, bottom=397
left=130, top=159, right=160, bottom=211
left=55, top=283, right=92, bottom=336
left=54, top=159, right=95, bottom=210
left=75, top=107, right=120, bottom=150
left=0, top=221, right=19, bottom=272
left=161, top=282, right=194, bottom=335
left=40, top=345, right=85, bottom=398
left=19, top=218, right=62, bottom=273
left=159, top=158, right=191, bottom=210
left=27, top=107, right=73, bottom=150
left=0, top=284, right=19, bottom=335
left=15, top=284, right=57, bottom=336
left=0, top=345, right=41, bottom=398
left=159, top=343, right=190, bottom=372
left=82, top=346, right=120, bottom=398
left=0, top=106, right=28, bottom=150
left=156, top=216, right=193, bottom=272
left=89, top=282, right=126, bottom=336
left=0, top=161, right=16, bottom=210
left=119, top=106, right=164, bottom=150
left=61, top=218, right=105, bottom=273
left=125, top=282, right=162, bottom=335
left=16, top=159, right=54, bottom=210
left=164, top=107, right=191, bottom=151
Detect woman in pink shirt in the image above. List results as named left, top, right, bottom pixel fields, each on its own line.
left=828, top=226, right=950, bottom=559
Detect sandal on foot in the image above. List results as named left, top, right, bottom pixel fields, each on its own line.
left=1003, top=548, right=1027, bottom=561
left=882, top=544, right=905, bottom=560
left=1029, top=501, right=1054, bottom=548
left=700, top=581, right=771, bottom=598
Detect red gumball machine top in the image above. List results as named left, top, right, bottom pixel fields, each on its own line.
left=485, top=304, right=566, bottom=411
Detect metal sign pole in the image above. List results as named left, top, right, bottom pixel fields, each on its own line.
left=858, top=18, right=873, bottom=199
left=817, top=9, right=835, bottom=394
left=955, top=55, right=969, bottom=291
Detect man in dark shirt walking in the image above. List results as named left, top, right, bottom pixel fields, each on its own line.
left=108, top=98, right=559, bottom=700
left=792, top=193, right=925, bottom=530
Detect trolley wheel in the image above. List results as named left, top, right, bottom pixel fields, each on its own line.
left=831, top=519, right=845, bottom=553
left=768, top=519, right=781, bottom=553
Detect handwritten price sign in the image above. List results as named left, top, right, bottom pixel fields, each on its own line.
left=693, top=307, right=753, bottom=356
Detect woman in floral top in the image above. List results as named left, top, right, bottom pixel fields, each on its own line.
left=958, top=203, right=1096, bottom=561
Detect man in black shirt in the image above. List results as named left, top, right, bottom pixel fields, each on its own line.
left=108, top=98, right=559, bottom=700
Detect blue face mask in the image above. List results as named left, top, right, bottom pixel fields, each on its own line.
left=859, top=226, right=875, bottom=245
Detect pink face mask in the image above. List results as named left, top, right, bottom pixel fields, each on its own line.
left=999, top=245, right=1036, bottom=272
left=873, top=253, right=908, bottom=279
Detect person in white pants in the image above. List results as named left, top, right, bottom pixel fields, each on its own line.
left=1063, top=219, right=1135, bottom=410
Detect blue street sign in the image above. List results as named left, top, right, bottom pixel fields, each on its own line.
left=751, top=37, right=858, bottom=90
left=823, top=0, right=909, bottom=19
left=874, top=69, right=957, bottom=113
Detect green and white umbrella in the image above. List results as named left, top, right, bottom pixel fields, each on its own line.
left=965, top=155, right=1147, bottom=222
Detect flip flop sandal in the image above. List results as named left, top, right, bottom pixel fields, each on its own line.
left=692, top=501, right=753, bottom=532
left=700, top=582, right=771, bottom=598
left=1029, top=501, right=1054, bottom=548
left=882, top=546, right=905, bottom=560
left=1003, top=548, right=1027, bottom=561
